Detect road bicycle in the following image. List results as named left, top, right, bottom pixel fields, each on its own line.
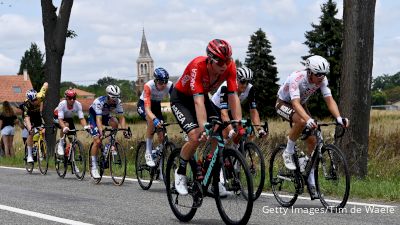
left=165, top=118, right=254, bottom=225
left=89, top=127, right=131, bottom=185
left=269, top=121, right=350, bottom=211
left=54, top=129, right=87, bottom=180
left=24, top=125, right=52, bottom=175
left=136, top=123, right=176, bottom=190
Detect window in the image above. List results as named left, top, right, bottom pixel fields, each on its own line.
left=13, top=86, right=22, bottom=93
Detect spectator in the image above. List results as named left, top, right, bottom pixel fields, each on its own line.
left=0, top=101, right=18, bottom=157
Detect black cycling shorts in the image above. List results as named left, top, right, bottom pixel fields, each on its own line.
left=137, top=99, right=164, bottom=121
left=170, top=88, right=219, bottom=134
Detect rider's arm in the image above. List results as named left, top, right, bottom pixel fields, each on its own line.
left=228, top=93, right=241, bottom=121
left=143, top=84, right=157, bottom=121
left=59, top=118, right=67, bottom=130
left=250, top=109, right=261, bottom=127
left=291, top=98, right=311, bottom=121
left=37, top=82, right=48, bottom=101
left=96, top=115, right=103, bottom=134
left=324, top=96, right=341, bottom=118
left=194, top=95, right=207, bottom=131
left=76, top=102, right=87, bottom=127
left=118, top=114, right=127, bottom=129
left=24, top=116, right=32, bottom=131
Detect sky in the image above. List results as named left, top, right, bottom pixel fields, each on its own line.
left=0, top=0, right=399, bottom=85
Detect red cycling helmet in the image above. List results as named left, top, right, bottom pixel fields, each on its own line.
left=206, top=39, right=232, bottom=62
left=64, top=88, right=77, bottom=98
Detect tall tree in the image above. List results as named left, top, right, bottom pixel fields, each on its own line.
left=41, top=0, right=74, bottom=154
left=18, top=43, right=46, bottom=91
left=338, top=0, right=376, bottom=178
left=303, top=0, right=343, bottom=118
left=244, top=28, right=279, bottom=117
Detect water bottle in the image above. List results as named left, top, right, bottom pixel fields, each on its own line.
left=32, top=145, right=37, bottom=157
left=298, top=152, right=309, bottom=173
left=151, top=149, right=158, bottom=161
left=65, top=144, right=71, bottom=157
left=103, top=144, right=110, bottom=157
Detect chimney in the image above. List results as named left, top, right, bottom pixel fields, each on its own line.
left=23, top=69, right=28, bottom=81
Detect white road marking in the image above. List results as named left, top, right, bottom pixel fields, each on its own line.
left=0, top=204, right=93, bottom=225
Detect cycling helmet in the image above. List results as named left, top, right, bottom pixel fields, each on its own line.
left=106, top=85, right=121, bottom=98
left=154, top=67, right=169, bottom=82
left=237, top=66, right=253, bottom=81
left=64, top=88, right=77, bottom=98
left=26, top=89, right=37, bottom=101
left=206, top=39, right=232, bottom=62
left=305, top=55, right=330, bottom=74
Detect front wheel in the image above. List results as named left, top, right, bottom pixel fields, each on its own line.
left=38, top=140, right=49, bottom=175
left=24, top=144, right=33, bottom=174
left=315, top=144, right=350, bottom=211
left=55, top=139, right=67, bottom=178
left=109, top=142, right=127, bottom=186
left=89, top=142, right=104, bottom=184
left=72, top=140, right=86, bottom=180
left=135, top=141, right=154, bottom=190
left=243, top=142, right=265, bottom=201
left=214, top=148, right=254, bottom=225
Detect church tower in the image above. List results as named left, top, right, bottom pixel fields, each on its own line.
left=136, top=28, right=154, bottom=95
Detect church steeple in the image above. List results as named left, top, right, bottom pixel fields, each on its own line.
left=139, top=28, right=152, bottom=58
left=135, top=28, right=154, bottom=96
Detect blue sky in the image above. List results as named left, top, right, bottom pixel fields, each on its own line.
left=0, top=0, right=399, bottom=85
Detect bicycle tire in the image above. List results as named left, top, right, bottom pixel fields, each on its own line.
left=243, top=142, right=265, bottom=201
left=38, top=139, right=49, bottom=175
left=214, top=148, right=254, bottom=225
left=24, top=144, right=33, bottom=174
left=135, top=141, right=154, bottom=190
left=315, top=144, right=350, bottom=211
left=161, top=142, right=175, bottom=183
left=72, top=140, right=86, bottom=180
left=55, top=139, right=67, bottom=178
left=89, top=142, right=104, bottom=184
left=269, top=144, right=299, bottom=207
left=166, top=148, right=198, bottom=222
left=109, top=142, right=127, bottom=186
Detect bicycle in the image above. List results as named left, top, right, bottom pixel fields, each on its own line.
left=135, top=123, right=176, bottom=190
left=24, top=125, right=52, bottom=175
left=89, top=127, right=131, bottom=185
left=165, top=118, right=254, bottom=225
left=54, top=129, right=87, bottom=180
left=269, top=121, right=350, bottom=211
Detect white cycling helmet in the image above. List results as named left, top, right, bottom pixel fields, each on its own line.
left=305, top=55, right=330, bottom=74
left=106, top=85, right=121, bottom=98
left=237, top=66, right=253, bottom=81
left=26, top=89, right=38, bottom=101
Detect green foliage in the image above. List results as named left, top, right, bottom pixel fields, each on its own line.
left=302, top=0, right=343, bottom=117
left=384, top=86, right=400, bottom=103
left=371, top=91, right=387, bottom=105
left=235, top=59, right=243, bottom=68
left=244, top=28, right=279, bottom=117
left=372, top=72, right=400, bottom=91
left=18, top=43, right=45, bottom=91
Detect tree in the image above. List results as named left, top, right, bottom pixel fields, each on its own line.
left=18, top=43, right=46, bottom=91
left=371, top=91, right=387, bottom=105
left=41, top=0, right=74, bottom=155
left=372, top=72, right=400, bottom=91
left=338, top=0, right=376, bottom=178
left=303, top=0, right=343, bottom=118
left=235, top=59, right=243, bottom=68
left=244, top=28, right=279, bottom=117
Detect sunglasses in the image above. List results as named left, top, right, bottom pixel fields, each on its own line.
left=239, top=80, right=249, bottom=85
left=156, top=79, right=168, bottom=84
left=314, top=73, right=326, bottom=78
left=213, top=57, right=232, bottom=67
left=67, top=97, right=76, bottom=100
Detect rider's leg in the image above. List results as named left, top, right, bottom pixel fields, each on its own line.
left=145, top=116, right=156, bottom=167
left=282, top=113, right=307, bottom=170
left=26, top=134, right=34, bottom=162
left=305, top=136, right=318, bottom=197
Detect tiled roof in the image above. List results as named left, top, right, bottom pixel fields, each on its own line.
left=74, top=88, right=95, bottom=98
left=0, top=75, right=33, bottom=103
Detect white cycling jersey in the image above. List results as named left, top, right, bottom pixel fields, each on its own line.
left=211, top=81, right=256, bottom=109
left=89, top=96, right=124, bottom=116
left=139, top=80, right=173, bottom=103
left=56, top=100, right=84, bottom=119
left=277, top=70, right=332, bottom=104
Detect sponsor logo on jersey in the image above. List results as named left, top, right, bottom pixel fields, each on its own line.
left=190, top=69, right=197, bottom=91
left=172, top=105, right=185, bottom=124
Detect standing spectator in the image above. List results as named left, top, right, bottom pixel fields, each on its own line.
left=0, top=101, right=18, bottom=157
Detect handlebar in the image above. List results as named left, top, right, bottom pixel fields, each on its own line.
left=300, top=121, right=346, bottom=140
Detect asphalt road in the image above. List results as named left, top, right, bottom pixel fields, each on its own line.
left=0, top=166, right=398, bottom=225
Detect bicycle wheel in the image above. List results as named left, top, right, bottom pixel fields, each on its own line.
left=89, top=142, right=104, bottom=184
left=109, top=142, right=127, bottom=186
left=214, top=148, right=254, bottom=225
left=160, top=142, right=175, bottom=182
left=243, top=142, right=265, bottom=201
left=269, top=145, right=300, bottom=207
left=135, top=141, right=154, bottom=190
left=38, top=140, right=49, bottom=175
left=315, top=144, right=350, bottom=211
left=72, top=140, right=86, bottom=180
left=24, top=144, right=33, bottom=174
left=55, top=139, right=67, bottom=178
left=166, top=148, right=198, bottom=222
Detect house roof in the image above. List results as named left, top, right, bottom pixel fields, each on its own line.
left=74, top=88, right=95, bottom=98
left=0, top=74, right=33, bottom=104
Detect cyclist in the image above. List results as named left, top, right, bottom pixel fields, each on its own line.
left=20, top=82, right=48, bottom=163
left=87, top=85, right=131, bottom=179
left=137, top=67, right=173, bottom=168
left=54, top=88, right=90, bottom=158
left=211, top=66, right=267, bottom=142
left=171, top=39, right=242, bottom=195
left=276, top=55, right=349, bottom=198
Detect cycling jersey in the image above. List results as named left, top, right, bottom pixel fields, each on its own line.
left=89, top=96, right=124, bottom=116
left=174, top=56, right=237, bottom=96
left=140, top=79, right=173, bottom=106
left=20, top=85, right=47, bottom=127
left=211, top=81, right=257, bottom=110
left=277, top=70, right=332, bottom=104
left=54, top=100, right=84, bottom=119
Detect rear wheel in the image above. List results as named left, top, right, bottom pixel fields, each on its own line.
left=135, top=141, right=154, bottom=190
left=160, top=142, right=175, bottom=182
left=165, top=148, right=198, bottom=222
left=89, top=142, right=104, bottom=184
left=72, top=140, right=86, bottom=180
left=269, top=145, right=300, bottom=207
left=315, top=144, right=350, bottom=211
left=214, top=148, right=254, bottom=225
left=243, top=142, right=265, bottom=201
left=24, top=144, right=33, bottom=174
left=38, top=140, right=49, bottom=175
left=109, top=142, right=127, bottom=186
left=55, top=139, right=67, bottom=178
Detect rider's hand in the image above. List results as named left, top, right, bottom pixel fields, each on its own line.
left=258, top=128, right=267, bottom=138
left=306, top=118, right=317, bottom=129
left=228, top=129, right=236, bottom=139
left=62, top=127, right=70, bottom=134
left=336, top=116, right=349, bottom=128
left=198, top=131, right=208, bottom=142
left=123, top=130, right=131, bottom=139
left=153, top=118, right=162, bottom=128
left=83, top=125, right=91, bottom=131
